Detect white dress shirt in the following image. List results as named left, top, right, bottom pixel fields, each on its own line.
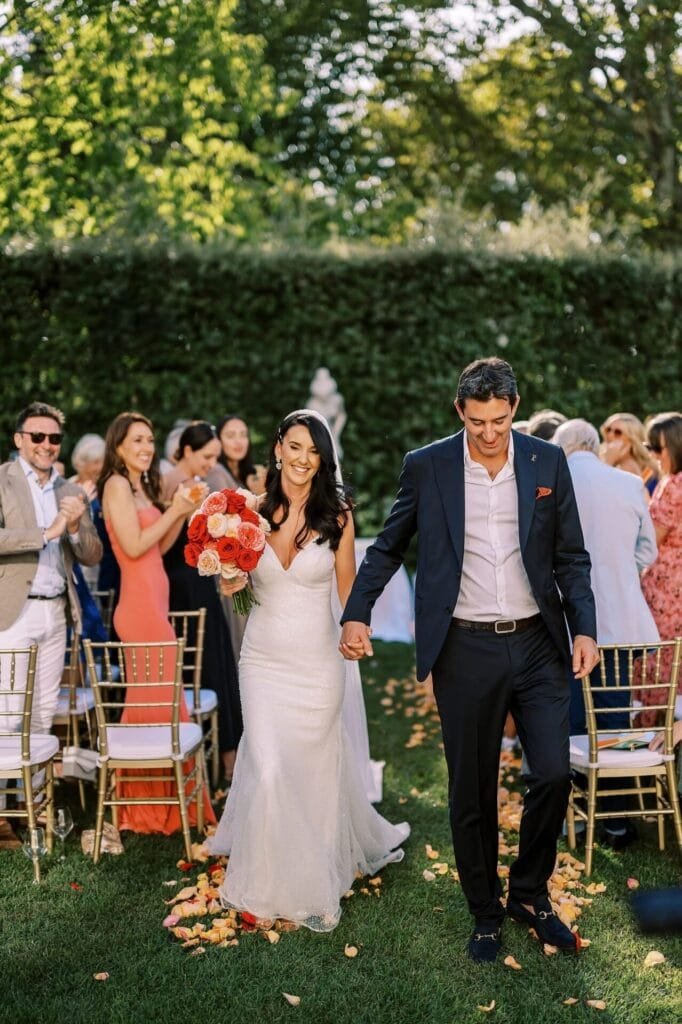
left=19, top=457, right=67, bottom=597
left=567, top=451, right=659, bottom=644
left=454, top=434, right=539, bottom=621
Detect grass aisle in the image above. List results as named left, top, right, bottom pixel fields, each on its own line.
left=1, top=642, right=681, bottom=1024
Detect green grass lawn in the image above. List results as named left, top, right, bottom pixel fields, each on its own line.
left=1, top=642, right=681, bottom=1024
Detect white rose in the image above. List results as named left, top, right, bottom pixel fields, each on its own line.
left=258, top=514, right=271, bottom=534
left=235, top=487, right=258, bottom=510
left=220, top=562, right=247, bottom=581
left=197, top=548, right=221, bottom=576
left=223, top=514, right=242, bottom=536
left=206, top=512, right=229, bottom=538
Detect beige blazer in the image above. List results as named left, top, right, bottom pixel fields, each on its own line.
left=0, top=459, right=103, bottom=632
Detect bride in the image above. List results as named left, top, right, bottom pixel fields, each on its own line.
left=207, top=410, right=409, bottom=931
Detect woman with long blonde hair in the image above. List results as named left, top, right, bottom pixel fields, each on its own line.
left=599, top=412, right=659, bottom=496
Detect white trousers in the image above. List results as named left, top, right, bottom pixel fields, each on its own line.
left=0, top=598, right=67, bottom=808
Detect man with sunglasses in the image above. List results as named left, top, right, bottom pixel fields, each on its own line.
left=0, top=402, right=102, bottom=844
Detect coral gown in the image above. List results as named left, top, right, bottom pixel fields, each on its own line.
left=107, top=507, right=215, bottom=833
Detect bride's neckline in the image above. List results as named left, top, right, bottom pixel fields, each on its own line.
left=265, top=535, right=320, bottom=573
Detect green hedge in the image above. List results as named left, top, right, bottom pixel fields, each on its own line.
left=2, top=244, right=680, bottom=531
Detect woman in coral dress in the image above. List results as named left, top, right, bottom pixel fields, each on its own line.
left=635, top=413, right=682, bottom=725
left=99, top=411, right=215, bottom=833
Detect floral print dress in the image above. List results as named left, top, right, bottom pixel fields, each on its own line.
left=636, top=472, right=682, bottom=725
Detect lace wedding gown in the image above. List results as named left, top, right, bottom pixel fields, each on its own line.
left=207, top=539, right=409, bottom=931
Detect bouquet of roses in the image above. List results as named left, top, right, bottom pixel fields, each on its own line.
left=184, top=487, right=270, bottom=614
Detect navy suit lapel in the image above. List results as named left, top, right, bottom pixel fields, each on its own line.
left=434, top=432, right=465, bottom=566
left=513, top=431, right=538, bottom=552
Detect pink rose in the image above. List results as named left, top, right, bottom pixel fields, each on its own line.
left=196, top=548, right=221, bottom=576
left=206, top=512, right=229, bottom=538
left=237, top=522, right=266, bottom=552
left=200, top=491, right=228, bottom=516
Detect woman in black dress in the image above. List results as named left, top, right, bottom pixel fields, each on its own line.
left=162, top=421, right=242, bottom=782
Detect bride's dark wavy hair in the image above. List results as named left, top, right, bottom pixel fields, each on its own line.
left=261, top=412, right=352, bottom=552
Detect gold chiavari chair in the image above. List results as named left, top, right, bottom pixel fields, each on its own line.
left=82, top=639, right=205, bottom=863
left=53, top=631, right=96, bottom=809
left=168, top=609, right=220, bottom=789
left=0, top=645, right=56, bottom=881
left=566, top=638, right=682, bottom=875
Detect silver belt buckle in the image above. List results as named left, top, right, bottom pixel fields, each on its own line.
left=494, top=619, right=516, bottom=634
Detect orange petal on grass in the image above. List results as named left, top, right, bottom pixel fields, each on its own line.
left=543, top=944, right=558, bottom=956
left=422, top=869, right=436, bottom=882
left=477, top=1000, right=496, bottom=1013
left=283, top=993, right=301, bottom=1007
left=93, top=972, right=109, bottom=981
left=263, top=930, right=280, bottom=945
left=189, top=946, right=206, bottom=956
left=425, top=844, right=440, bottom=860
left=344, top=944, right=359, bottom=958
left=503, top=955, right=522, bottom=970
left=562, top=998, right=579, bottom=1006
left=585, top=999, right=607, bottom=1010
left=643, top=950, right=666, bottom=968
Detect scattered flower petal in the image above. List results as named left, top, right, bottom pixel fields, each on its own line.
left=477, top=1000, right=496, bottom=1013
left=344, top=944, right=359, bottom=958
left=189, top=946, right=206, bottom=956
left=503, top=954, right=522, bottom=970
left=70, top=882, right=83, bottom=891
left=543, top=944, right=558, bottom=956
left=93, top=972, right=109, bottom=982
left=422, top=869, right=436, bottom=882
left=162, top=914, right=180, bottom=928
left=643, top=950, right=666, bottom=968
left=585, top=999, right=607, bottom=1010
left=627, top=877, right=640, bottom=890
left=563, top=998, right=579, bottom=1005
left=263, top=930, right=280, bottom=945
left=283, top=993, right=301, bottom=1007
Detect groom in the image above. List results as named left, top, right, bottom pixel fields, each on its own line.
left=340, top=357, right=599, bottom=963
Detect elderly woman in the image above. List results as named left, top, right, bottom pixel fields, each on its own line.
left=68, top=433, right=106, bottom=591
left=600, top=412, right=659, bottom=496
left=554, top=418, right=659, bottom=847
left=635, top=412, right=682, bottom=726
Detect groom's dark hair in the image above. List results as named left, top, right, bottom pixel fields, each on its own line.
left=456, top=357, right=518, bottom=407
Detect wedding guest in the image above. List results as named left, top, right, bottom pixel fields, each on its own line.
left=634, top=412, right=682, bottom=726
left=161, top=421, right=242, bottom=783
left=207, top=410, right=408, bottom=929
left=599, top=412, right=659, bottom=496
left=341, top=357, right=598, bottom=963
left=159, top=419, right=191, bottom=475
left=99, top=411, right=215, bottom=834
left=553, top=418, right=659, bottom=848
left=527, top=408, right=567, bottom=440
left=69, top=433, right=105, bottom=589
left=207, top=414, right=266, bottom=659
left=0, top=402, right=102, bottom=842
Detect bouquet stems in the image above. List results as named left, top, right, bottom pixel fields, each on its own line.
left=233, top=587, right=258, bottom=616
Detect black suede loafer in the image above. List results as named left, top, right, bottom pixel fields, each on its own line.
left=506, top=896, right=580, bottom=951
left=467, top=922, right=502, bottom=964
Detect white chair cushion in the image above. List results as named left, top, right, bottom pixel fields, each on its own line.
left=184, top=688, right=218, bottom=715
left=103, top=723, right=203, bottom=761
left=0, top=734, right=60, bottom=770
left=570, top=733, right=663, bottom=770
left=55, top=688, right=96, bottom=717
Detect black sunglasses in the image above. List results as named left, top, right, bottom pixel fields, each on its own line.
left=19, top=430, right=63, bottom=445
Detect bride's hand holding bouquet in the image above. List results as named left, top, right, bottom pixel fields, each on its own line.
left=184, top=486, right=269, bottom=614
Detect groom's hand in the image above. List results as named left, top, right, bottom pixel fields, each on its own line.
left=340, top=621, right=373, bottom=660
left=572, top=635, right=600, bottom=678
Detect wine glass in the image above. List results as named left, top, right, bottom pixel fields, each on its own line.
left=52, top=807, right=74, bottom=859
left=22, top=826, right=47, bottom=883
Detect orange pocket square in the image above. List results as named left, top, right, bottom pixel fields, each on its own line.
left=535, top=486, right=553, bottom=499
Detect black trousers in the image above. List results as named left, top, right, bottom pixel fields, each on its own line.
left=432, top=618, right=571, bottom=924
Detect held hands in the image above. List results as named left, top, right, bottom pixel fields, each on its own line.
left=572, top=635, right=600, bottom=679
left=339, top=621, right=373, bottom=661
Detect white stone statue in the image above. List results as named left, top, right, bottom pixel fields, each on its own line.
left=307, top=367, right=347, bottom=461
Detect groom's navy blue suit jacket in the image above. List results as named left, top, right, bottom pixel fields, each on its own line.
left=342, top=429, right=597, bottom=681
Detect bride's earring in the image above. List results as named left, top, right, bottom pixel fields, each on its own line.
left=275, top=457, right=282, bottom=471
left=143, top=470, right=149, bottom=485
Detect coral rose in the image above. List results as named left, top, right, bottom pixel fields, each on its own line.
left=206, top=512, right=229, bottom=538
left=187, top=513, right=210, bottom=544
left=237, top=522, right=266, bottom=552
left=236, top=547, right=260, bottom=572
left=184, top=542, right=204, bottom=568
left=196, top=548, right=221, bottom=576
left=201, top=491, right=228, bottom=516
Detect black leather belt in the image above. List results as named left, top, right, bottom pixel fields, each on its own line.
left=451, top=613, right=542, bottom=635
left=27, top=592, right=66, bottom=600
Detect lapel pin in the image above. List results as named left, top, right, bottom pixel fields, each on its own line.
left=530, top=454, right=537, bottom=462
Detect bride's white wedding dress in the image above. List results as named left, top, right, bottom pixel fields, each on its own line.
left=207, top=538, right=409, bottom=931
